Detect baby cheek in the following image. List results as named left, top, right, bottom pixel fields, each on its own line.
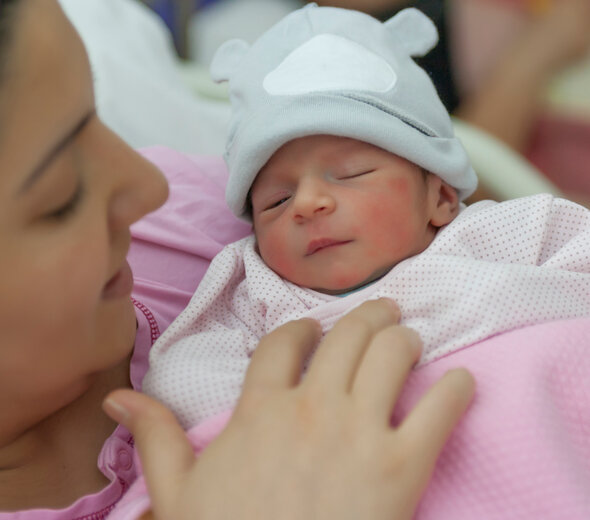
left=357, top=204, right=404, bottom=246
left=258, top=232, right=297, bottom=278
left=367, top=220, right=414, bottom=257
left=387, top=177, right=411, bottom=195
left=376, top=176, right=413, bottom=215
left=360, top=210, right=415, bottom=256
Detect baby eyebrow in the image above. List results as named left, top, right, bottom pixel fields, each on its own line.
left=17, top=109, right=94, bottom=195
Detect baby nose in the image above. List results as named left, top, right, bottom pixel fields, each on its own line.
left=292, top=181, right=336, bottom=221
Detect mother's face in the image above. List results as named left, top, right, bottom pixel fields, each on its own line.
left=0, top=0, right=168, bottom=442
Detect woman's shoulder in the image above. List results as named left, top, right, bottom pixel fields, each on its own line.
left=126, top=147, right=251, bottom=375
left=128, top=147, right=251, bottom=320
left=135, top=146, right=251, bottom=252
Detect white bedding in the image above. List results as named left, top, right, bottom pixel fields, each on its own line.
left=59, top=0, right=231, bottom=155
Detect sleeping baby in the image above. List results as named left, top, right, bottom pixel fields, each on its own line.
left=143, top=4, right=590, bottom=427
left=113, top=5, right=590, bottom=519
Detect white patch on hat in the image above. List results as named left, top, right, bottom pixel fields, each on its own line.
left=263, top=34, right=397, bottom=96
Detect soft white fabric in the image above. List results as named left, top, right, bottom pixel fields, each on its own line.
left=143, top=194, right=590, bottom=429
left=188, top=0, right=301, bottom=66
left=59, top=0, right=231, bottom=155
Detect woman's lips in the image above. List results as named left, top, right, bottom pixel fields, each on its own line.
left=305, top=238, right=351, bottom=256
left=102, top=260, right=134, bottom=299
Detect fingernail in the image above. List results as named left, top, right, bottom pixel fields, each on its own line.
left=406, top=328, right=423, bottom=352
left=300, top=317, right=322, bottom=334
left=103, top=396, right=130, bottom=425
left=380, top=297, right=401, bottom=314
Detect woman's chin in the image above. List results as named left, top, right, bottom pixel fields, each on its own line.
left=97, top=297, right=137, bottom=369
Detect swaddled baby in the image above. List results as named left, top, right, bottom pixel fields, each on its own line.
left=111, top=6, right=590, bottom=518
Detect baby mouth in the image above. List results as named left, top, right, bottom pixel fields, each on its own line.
left=305, top=238, right=352, bottom=256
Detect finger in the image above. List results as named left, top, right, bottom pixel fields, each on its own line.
left=305, top=298, right=401, bottom=393
left=395, top=368, right=475, bottom=473
left=103, top=389, right=195, bottom=512
left=236, top=318, right=320, bottom=412
left=351, top=325, right=422, bottom=423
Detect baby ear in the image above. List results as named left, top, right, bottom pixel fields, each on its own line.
left=384, top=7, right=438, bottom=58
left=430, top=178, right=459, bottom=227
left=210, top=39, right=250, bottom=83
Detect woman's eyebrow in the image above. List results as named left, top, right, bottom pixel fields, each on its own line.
left=18, top=109, right=95, bottom=195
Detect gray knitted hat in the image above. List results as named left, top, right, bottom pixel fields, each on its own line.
left=211, top=4, right=477, bottom=219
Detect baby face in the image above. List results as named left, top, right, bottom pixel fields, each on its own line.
left=250, top=135, right=458, bottom=294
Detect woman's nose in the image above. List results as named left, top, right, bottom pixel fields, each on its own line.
left=104, top=126, right=169, bottom=232
left=292, top=179, right=336, bottom=222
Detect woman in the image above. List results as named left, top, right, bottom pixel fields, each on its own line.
left=0, top=1, right=474, bottom=518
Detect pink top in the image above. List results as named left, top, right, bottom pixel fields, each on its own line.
left=0, top=147, right=251, bottom=519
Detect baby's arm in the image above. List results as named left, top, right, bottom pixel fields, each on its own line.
left=141, top=237, right=261, bottom=429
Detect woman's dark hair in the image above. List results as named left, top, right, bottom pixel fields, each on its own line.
left=0, top=0, right=23, bottom=82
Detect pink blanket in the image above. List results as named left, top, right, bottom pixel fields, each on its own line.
left=410, top=316, right=590, bottom=518
left=110, top=316, right=590, bottom=518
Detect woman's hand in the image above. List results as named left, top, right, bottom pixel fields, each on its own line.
left=104, top=298, right=475, bottom=520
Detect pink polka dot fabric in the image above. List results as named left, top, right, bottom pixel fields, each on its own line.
left=143, top=194, right=590, bottom=431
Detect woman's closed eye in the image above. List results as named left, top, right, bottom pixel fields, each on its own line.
left=45, top=181, right=85, bottom=220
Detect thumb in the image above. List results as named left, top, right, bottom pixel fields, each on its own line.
left=103, top=389, right=195, bottom=510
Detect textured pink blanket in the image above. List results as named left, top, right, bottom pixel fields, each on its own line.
left=111, top=316, right=590, bottom=518
left=408, top=316, right=590, bottom=518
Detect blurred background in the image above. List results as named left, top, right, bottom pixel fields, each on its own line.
left=139, top=0, right=299, bottom=61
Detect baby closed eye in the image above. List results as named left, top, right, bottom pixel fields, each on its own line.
left=334, top=169, right=376, bottom=181
left=265, top=196, right=291, bottom=211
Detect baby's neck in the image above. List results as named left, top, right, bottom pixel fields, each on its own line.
left=312, top=263, right=395, bottom=296
left=0, top=357, right=131, bottom=511
left=315, top=275, right=385, bottom=296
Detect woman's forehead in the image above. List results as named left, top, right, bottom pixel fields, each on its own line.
left=1, top=0, right=90, bottom=107
left=0, top=0, right=93, bottom=194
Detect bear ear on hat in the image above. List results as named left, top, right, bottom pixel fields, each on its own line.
left=384, top=7, right=438, bottom=58
left=210, top=39, right=250, bottom=83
